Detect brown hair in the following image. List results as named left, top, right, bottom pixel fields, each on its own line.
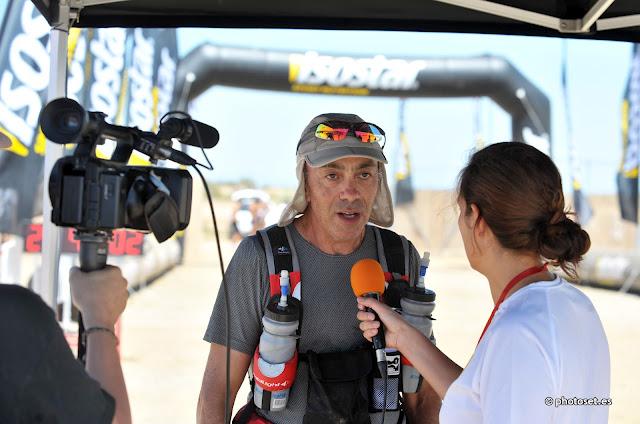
left=458, top=142, right=590, bottom=278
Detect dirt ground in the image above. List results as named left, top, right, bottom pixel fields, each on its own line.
left=119, top=188, right=639, bottom=423
left=120, top=246, right=639, bottom=423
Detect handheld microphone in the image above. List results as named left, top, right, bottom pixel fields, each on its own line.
left=158, top=117, right=219, bottom=148
left=351, top=258, right=387, bottom=377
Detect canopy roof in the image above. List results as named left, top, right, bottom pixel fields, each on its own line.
left=31, top=0, right=640, bottom=42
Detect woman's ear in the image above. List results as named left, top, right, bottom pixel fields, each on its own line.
left=471, top=204, right=496, bottom=245
left=469, top=203, right=489, bottom=240
left=468, top=203, right=481, bottom=226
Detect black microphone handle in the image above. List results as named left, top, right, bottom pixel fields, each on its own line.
left=362, top=292, right=386, bottom=350
left=362, top=292, right=387, bottom=378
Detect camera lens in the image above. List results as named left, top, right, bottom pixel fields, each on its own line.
left=39, top=98, right=88, bottom=144
left=62, top=114, right=82, bottom=132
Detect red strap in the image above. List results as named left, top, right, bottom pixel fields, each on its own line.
left=401, top=355, right=413, bottom=366
left=246, top=413, right=272, bottom=424
left=268, top=271, right=301, bottom=297
left=383, top=272, right=409, bottom=283
left=478, top=263, right=548, bottom=344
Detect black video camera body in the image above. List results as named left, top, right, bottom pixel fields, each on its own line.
left=49, top=156, right=192, bottom=243
left=39, top=98, right=216, bottom=247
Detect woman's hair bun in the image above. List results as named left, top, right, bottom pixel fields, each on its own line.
left=538, top=215, right=591, bottom=277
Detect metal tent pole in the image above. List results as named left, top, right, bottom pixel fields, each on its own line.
left=38, top=1, right=72, bottom=310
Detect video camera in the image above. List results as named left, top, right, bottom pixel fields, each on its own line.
left=38, top=97, right=219, bottom=271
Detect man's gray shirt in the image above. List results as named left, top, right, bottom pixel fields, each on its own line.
left=205, top=224, right=419, bottom=424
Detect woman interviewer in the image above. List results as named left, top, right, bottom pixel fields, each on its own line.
left=357, top=142, right=610, bottom=423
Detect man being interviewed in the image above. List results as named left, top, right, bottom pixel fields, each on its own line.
left=197, top=114, right=440, bottom=424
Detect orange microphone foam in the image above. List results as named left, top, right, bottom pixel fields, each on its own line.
left=350, top=258, right=385, bottom=297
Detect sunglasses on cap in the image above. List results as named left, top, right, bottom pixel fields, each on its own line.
left=315, top=121, right=386, bottom=148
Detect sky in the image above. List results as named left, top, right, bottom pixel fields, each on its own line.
left=0, top=0, right=633, bottom=195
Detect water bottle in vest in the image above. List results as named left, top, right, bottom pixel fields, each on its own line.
left=253, top=271, right=301, bottom=411
left=401, top=252, right=436, bottom=393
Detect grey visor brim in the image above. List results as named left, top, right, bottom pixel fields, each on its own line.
left=306, top=146, right=387, bottom=167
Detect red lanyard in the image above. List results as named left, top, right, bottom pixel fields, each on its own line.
left=477, top=263, right=548, bottom=344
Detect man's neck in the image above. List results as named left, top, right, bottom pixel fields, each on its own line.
left=293, top=216, right=366, bottom=255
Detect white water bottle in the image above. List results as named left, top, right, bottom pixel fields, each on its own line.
left=253, top=271, right=301, bottom=411
left=401, top=252, right=436, bottom=393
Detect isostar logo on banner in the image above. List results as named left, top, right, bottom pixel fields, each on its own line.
left=0, top=1, right=50, bottom=157
left=127, top=28, right=178, bottom=133
left=89, top=28, right=128, bottom=123
left=288, top=51, right=426, bottom=95
left=67, top=28, right=90, bottom=105
left=156, top=42, right=178, bottom=127
left=129, top=28, right=155, bottom=131
left=123, top=28, right=178, bottom=166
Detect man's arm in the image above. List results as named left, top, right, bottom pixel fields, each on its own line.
left=198, top=236, right=268, bottom=423
left=404, top=380, right=441, bottom=424
left=197, top=343, right=252, bottom=424
left=70, top=266, right=131, bottom=424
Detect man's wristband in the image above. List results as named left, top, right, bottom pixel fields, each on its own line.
left=83, top=326, right=119, bottom=345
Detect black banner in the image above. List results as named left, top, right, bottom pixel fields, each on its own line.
left=177, top=45, right=552, bottom=145
left=0, top=0, right=50, bottom=233
left=618, top=44, right=640, bottom=223
left=125, top=28, right=179, bottom=131
left=572, top=181, right=593, bottom=225
left=394, top=120, right=414, bottom=204
left=0, top=1, right=179, bottom=234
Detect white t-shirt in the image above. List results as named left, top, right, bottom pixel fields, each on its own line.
left=439, top=277, right=610, bottom=424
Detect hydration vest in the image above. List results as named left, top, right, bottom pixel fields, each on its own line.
left=236, top=224, right=412, bottom=424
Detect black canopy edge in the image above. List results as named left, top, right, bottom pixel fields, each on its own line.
left=55, top=15, right=636, bottom=42
left=28, top=0, right=640, bottom=43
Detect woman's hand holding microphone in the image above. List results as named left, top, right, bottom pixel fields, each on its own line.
left=356, top=296, right=419, bottom=352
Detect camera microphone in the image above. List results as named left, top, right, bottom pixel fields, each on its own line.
left=351, top=258, right=387, bottom=378
left=133, top=137, right=196, bottom=166
left=158, top=117, right=219, bottom=148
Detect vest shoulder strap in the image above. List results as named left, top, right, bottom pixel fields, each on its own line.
left=256, top=225, right=301, bottom=298
left=371, top=225, right=410, bottom=282
left=257, top=225, right=410, bottom=297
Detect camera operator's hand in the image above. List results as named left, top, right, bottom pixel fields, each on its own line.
left=70, top=265, right=129, bottom=329
left=70, top=265, right=132, bottom=424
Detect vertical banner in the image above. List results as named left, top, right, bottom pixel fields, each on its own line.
left=121, top=28, right=178, bottom=166
left=394, top=98, right=415, bottom=205
left=561, top=41, right=592, bottom=225
left=0, top=4, right=180, bottom=234
left=87, top=27, right=129, bottom=125
left=154, top=29, right=179, bottom=125
left=0, top=0, right=50, bottom=233
left=67, top=28, right=91, bottom=105
left=125, top=28, right=178, bottom=132
left=618, top=44, right=640, bottom=223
